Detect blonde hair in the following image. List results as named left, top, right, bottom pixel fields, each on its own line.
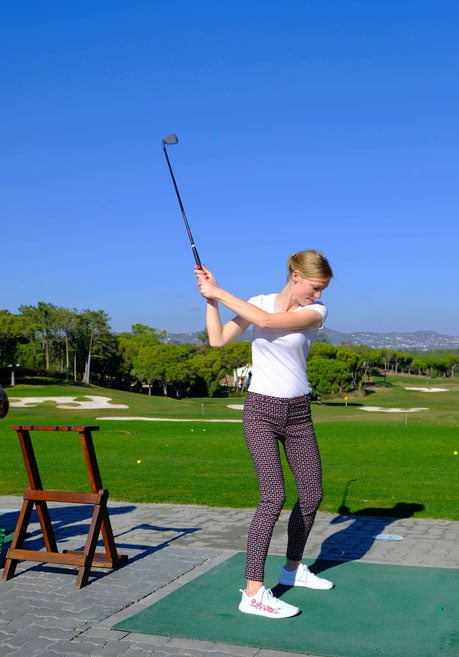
left=287, top=249, right=333, bottom=282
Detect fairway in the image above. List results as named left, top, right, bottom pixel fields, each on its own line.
left=1, top=375, right=458, bottom=520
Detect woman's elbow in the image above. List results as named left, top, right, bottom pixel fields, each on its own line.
left=256, top=317, right=271, bottom=329
left=208, top=335, right=226, bottom=347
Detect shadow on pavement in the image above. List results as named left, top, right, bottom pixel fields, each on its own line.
left=309, top=496, right=425, bottom=575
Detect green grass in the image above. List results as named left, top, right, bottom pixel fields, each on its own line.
left=1, top=376, right=457, bottom=520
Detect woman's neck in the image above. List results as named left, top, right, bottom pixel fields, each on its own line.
left=274, top=283, right=299, bottom=312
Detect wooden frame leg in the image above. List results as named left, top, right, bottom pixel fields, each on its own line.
left=3, top=425, right=128, bottom=588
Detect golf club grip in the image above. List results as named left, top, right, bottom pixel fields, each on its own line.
left=192, top=245, right=202, bottom=268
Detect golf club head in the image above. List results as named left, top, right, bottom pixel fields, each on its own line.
left=162, top=133, right=178, bottom=146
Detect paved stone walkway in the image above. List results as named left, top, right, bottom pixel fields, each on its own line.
left=0, top=495, right=457, bottom=657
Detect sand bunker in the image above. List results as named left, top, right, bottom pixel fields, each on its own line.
left=7, top=397, right=433, bottom=417
left=227, top=402, right=431, bottom=415
left=405, top=387, right=448, bottom=392
left=9, top=395, right=128, bottom=410
left=359, top=406, right=428, bottom=413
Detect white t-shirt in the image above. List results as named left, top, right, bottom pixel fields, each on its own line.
left=246, top=293, right=327, bottom=398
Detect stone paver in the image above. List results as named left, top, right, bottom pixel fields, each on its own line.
left=0, top=495, right=458, bottom=657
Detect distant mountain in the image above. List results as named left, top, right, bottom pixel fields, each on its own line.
left=319, top=329, right=459, bottom=351
left=164, top=328, right=459, bottom=351
left=163, top=331, right=203, bottom=345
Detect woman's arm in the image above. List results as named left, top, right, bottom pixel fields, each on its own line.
left=196, top=267, right=250, bottom=346
left=196, top=266, right=324, bottom=332
left=205, top=298, right=250, bottom=347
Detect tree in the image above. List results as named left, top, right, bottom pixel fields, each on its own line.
left=335, top=346, right=364, bottom=389
left=192, top=348, right=226, bottom=397
left=308, top=358, right=353, bottom=397
left=131, top=343, right=196, bottom=397
left=53, top=306, right=79, bottom=380
left=309, top=343, right=337, bottom=360
left=74, top=310, right=112, bottom=384
left=411, top=355, right=432, bottom=377
left=220, top=342, right=252, bottom=373
left=197, top=328, right=210, bottom=347
left=165, top=344, right=199, bottom=397
left=118, top=325, right=165, bottom=366
left=19, top=302, right=62, bottom=370
left=118, top=324, right=166, bottom=388
left=444, top=353, right=459, bottom=379
left=353, top=345, right=379, bottom=382
left=0, top=311, right=30, bottom=385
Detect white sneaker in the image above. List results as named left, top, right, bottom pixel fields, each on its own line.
left=279, top=564, right=334, bottom=590
left=239, top=586, right=300, bottom=619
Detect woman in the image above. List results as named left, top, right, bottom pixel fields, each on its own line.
left=195, top=249, right=334, bottom=619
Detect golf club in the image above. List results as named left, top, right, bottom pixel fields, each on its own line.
left=162, top=134, right=202, bottom=268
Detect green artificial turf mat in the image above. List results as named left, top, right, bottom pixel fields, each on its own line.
left=113, top=553, right=458, bottom=656
left=0, top=530, right=14, bottom=550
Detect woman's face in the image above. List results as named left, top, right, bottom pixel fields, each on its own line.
left=291, top=272, right=329, bottom=305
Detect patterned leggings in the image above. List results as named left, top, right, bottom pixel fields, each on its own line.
left=242, top=391, right=323, bottom=582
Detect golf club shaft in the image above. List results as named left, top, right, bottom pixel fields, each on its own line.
left=162, top=145, right=202, bottom=268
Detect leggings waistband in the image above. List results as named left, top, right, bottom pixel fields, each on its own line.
left=246, top=391, right=311, bottom=405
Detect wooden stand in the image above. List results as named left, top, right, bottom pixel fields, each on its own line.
left=2, top=425, right=128, bottom=588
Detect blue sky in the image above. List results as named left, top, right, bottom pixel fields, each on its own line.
left=2, top=1, right=458, bottom=337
